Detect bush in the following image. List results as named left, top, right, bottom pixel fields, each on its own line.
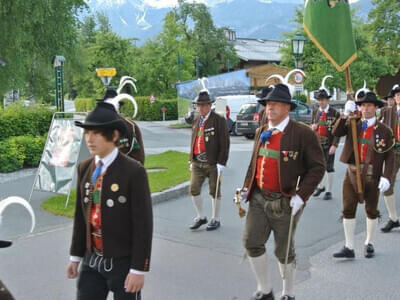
left=74, top=98, right=95, bottom=112
left=0, top=135, right=46, bottom=172
left=0, top=103, right=53, bottom=141
left=120, top=97, right=178, bottom=121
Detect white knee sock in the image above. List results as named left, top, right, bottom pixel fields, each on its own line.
left=248, top=254, right=272, bottom=294
left=278, top=262, right=296, bottom=297
left=192, top=195, right=204, bottom=219
left=343, top=218, right=356, bottom=250
left=326, top=172, right=333, bottom=193
left=365, top=218, right=377, bottom=245
left=319, top=172, right=327, bottom=189
left=211, top=196, right=221, bottom=221
left=384, top=195, right=398, bottom=222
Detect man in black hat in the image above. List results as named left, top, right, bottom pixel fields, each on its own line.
left=332, top=92, right=394, bottom=259
left=66, top=102, right=153, bottom=300
left=188, top=90, right=230, bottom=231
left=240, top=83, right=325, bottom=300
left=101, top=89, right=145, bottom=165
left=311, top=89, right=341, bottom=200
left=257, top=87, right=273, bottom=127
left=379, top=85, right=400, bottom=232
left=0, top=240, right=14, bottom=300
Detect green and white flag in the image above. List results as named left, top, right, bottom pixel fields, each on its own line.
left=303, top=0, right=357, bottom=71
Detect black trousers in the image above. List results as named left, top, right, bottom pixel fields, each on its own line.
left=77, top=252, right=141, bottom=300
left=0, top=280, right=14, bottom=300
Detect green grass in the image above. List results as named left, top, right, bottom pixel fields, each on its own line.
left=178, top=97, right=191, bottom=118
left=168, top=123, right=192, bottom=129
left=41, top=150, right=190, bottom=218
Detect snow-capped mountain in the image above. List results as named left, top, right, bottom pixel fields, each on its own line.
left=83, top=0, right=372, bottom=44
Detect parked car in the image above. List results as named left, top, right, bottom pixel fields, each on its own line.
left=236, top=100, right=313, bottom=139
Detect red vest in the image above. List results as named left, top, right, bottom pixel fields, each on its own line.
left=358, top=125, right=374, bottom=163
left=317, top=111, right=328, bottom=137
left=193, top=123, right=206, bottom=155
left=90, top=173, right=104, bottom=254
left=395, top=118, right=400, bottom=142
left=256, top=131, right=282, bottom=192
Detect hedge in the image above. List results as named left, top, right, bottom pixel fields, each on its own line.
left=0, top=103, right=53, bottom=142
left=0, top=135, right=46, bottom=172
left=75, top=96, right=178, bottom=121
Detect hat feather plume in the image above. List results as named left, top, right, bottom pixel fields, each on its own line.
left=198, top=77, right=209, bottom=93
left=320, top=75, right=333, bottom=94
left=355, top=80, right=370, bottom=100
left=265, top=69, right=305, bottom=97
left=0, top=196, right=35, bottom=233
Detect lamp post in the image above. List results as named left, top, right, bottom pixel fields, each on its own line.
left=177, top=53, right=183, bottom=82
left=291, top=33, right=306, bottom=120
left=52, top=55, right=66, bottom=112
left=0, top=57, right=7, bottom=108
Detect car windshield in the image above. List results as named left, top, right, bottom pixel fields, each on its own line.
left=239, top=103, right=257, bottom=114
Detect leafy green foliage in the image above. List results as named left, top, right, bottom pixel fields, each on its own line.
left=279, top=7, right=393, bottom=93
left=0, top=103, right=53, bottom=141
left=74, top=98, right=96, bottom=112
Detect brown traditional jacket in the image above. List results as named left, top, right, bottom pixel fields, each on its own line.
left=189, top=111, right=230, bottom=165
left=118, top=117, right=145, bottom=165
left=379, top=106, right=397, bottom=133
left=333, top=117, right=395, bottom=182
left=70, top=152, right=153, bottom=271
left=311, top=106, right=341, bottom=147
left=259, top=107, right=268, bottom=127
left=242, top=119, right=325, bottom=202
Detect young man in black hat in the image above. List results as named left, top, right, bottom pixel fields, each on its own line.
left=332, top=92, right=394, bottom=259
left=66, top=102, right=153, bottom=300
left=379, top=85, right=400, bottom=232
left=240, top=83, right=325, bottom=300
left=0, top=240, right=14, bottom=300
left=311, top=89, right=340, bottom=200
left=188, top=90, right=230, bottom=231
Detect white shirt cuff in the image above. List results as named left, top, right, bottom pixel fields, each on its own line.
left=70, top=256, right=82, bottom=262
left=129, top=269, right=147, bottom=275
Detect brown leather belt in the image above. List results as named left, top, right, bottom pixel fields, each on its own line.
left=259, top=187, right=289, bottom=201
left=194, top=152, right=208, bottom=163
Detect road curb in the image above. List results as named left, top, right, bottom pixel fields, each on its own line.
left=151, top=181, right=190, bottom=204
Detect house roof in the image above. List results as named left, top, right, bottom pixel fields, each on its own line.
left=232, top=38, right=283, bottom=62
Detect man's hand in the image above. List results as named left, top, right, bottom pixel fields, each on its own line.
left=343, top=101, right=357, bottom=116
left=378, top=177, right=390, bottom=193
left=124, top=273, right=144, bottom=293
left=236, top=187, right=248, bottom=202
left=311, top=123, right=318, bottom=131
left=188, top=162, right=192, bottom=172
left=217, top=164, right=225, bottom=175
left=290, top=194, right=304, bottom=216
left=66, top=261, right=80, bottom=279
left=329, top=145, right=337, bottom=155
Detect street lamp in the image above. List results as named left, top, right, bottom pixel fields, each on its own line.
left=291, top=33, right=306, bottom=120
left=291, top=33, right=306, bottom=68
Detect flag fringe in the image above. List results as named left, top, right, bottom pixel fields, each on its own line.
left=303, top=23, right=357, bottom=72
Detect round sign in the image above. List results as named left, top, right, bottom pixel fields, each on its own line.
left=161, top=106, right=167, bottom=113
left=293, top=71, right=305, bottom=84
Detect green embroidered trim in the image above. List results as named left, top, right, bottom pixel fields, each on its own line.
left=258, top=148, right=279, bottom=159
left=197, top=131, right=204, bottom=137
left=93, top=190, right=100, bottom=204
left=359, top=138, right=370, bottom=144
left=318, top=121, right=327, bottom=126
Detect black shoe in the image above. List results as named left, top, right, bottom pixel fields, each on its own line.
left=323, top=192, right=332, bottom=200
left=281, top=296, right=295, bottom=300
left=313, top=187, right=325, bottom=197
left=333, top=246, right=355, bottom=258
left=381, top=219, right=400, bottom=233
left=364, top=243, right=375, bottom=258
left=0, top=240, right=12, bottom=248
left=250, top=290, right=274, bottom=300
left=189, top=217, right=207, bottom=230
left=206, top=219, right=221, bottom=231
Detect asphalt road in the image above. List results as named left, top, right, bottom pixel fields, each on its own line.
left=0, top=121, right=399, bottom=300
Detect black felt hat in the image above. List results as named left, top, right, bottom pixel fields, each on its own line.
left=256, top=87, right=273, bottom=106
left=392, top=85, right=400, bottom=96
left=264, top=84, right=297, bottom=111
left=355, top=92, right=384, bottom=108
left=383, top=90, right=394, bottom=100
left=315, top=89, right=331, bottom=100
left=75, top=102, right=127, bottom=135
left=193, top=91, right=214, bottom=104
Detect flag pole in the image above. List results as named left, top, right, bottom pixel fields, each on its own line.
left=345, top=66, right=363, bottom=196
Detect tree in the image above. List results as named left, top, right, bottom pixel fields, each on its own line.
left=367, top=0, right=400, bottom=69
left=0, top=0, right=87, bottom=100
left=279, top=7, right=393, bottom=94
